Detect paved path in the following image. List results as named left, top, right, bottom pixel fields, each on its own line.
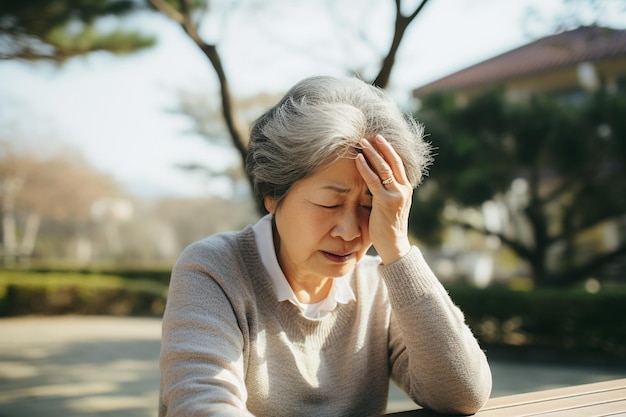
left=0, top=316, right=625, bottom=416
left=0, top=316, right=160, bottom=417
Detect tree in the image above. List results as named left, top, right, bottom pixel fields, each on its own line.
left=410, top=88, right=626, bottom=286
left=147, top=0, right=430, bottom=178
left=0, top=0, right=155, bottom=62
left=170, top=88, right=283, bottom=197
left=0, top=140, right=119, bottom=265
left=4, top=0, right=431, bottom=189
left=524, top=0, right=626, bottom=37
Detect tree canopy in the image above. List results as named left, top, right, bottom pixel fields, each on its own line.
left=0, top=0, right=155, bottom=62
left=410, top=88, right=626, bottom=286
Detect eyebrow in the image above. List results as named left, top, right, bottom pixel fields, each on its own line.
left=322, top=185, right=350, bottom=194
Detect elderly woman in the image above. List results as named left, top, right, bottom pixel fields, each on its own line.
left=158, top=76, right=492, bottom=416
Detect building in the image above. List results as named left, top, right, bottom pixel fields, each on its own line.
left=413, top=26, right=626, bottom=105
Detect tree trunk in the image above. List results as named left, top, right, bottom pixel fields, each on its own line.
left=1, top=177, right=24, bottom=266
left=2, top=211, right=17, bottom=266
left=20, top=212, right=41, bottom=258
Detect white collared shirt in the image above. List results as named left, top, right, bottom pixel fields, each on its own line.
left=252, top=214, right=356, bottom=319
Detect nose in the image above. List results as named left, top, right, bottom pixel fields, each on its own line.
left=330, top=208, right=362, bottom=241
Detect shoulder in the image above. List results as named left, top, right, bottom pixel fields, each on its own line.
left=168, top=225, right=265, bottom=309
left=177, top=226, right=255, bottom=267
left=171, top=225, right=261, bottom=291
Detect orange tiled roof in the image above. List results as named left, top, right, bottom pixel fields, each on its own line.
left=412, top=26, right=626, bottom=96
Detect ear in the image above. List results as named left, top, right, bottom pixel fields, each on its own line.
left=264, top=196, right=277, bottom=214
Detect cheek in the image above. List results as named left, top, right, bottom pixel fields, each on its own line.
left=360, top=212, right=371, bottom=238
left=305, top=206, right=337, bottom=229
left=362, top=226, right=371, bottom=243
left=278, top=211, right=332, bottom=253
left=355, top=243, right=372, bottom=263
left=358, top=216, right=372, bottom=253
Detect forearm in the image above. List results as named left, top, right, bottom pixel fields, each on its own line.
left=382, top=247, right=492, bottom=415
left=159, top=253, right=252, bottom=416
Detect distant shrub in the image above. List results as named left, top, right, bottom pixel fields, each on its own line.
left=2, top=270, right=624, bottom=359
left=0, top=271, right=167, bottom=317
left=447, top=285, right=626, bottom=359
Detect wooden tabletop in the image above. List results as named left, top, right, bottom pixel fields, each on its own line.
left=382, top=378, right=626, bottom=416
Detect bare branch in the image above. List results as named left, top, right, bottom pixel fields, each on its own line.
left=450, top=219, right=534, bottom=262
left=373, top=0, right=429, bottom=88
left=552, top=240, right=626, bottom=285
left=148, top=0, right=184, bottom=24
left=406, top=0, right=429, bottom=20
left=151, top=0, right=248, bottom=175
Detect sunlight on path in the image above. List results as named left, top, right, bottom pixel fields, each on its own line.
left=1, top=316, right=625, bottom=416
left=0, top=316, right=161, bottom=417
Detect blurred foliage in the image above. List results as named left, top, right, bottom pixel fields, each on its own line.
left=0, top=135, right=258, bottom=266
left=27, top=266, right=173, bottom=283
left=0, top=270, right=168, bottom=316
left=2, top=269, right=624, bottom=360
left=524, top=0, right=626, bottom=36
left=448, top=284, right=626, bottom=360
left=0, top=140, right=120, bottom=266
left=0, top=0, right=155, bottom=62
left=410, top=88, right=626, bottom=287
left=0, top=140, right=119, bottom=221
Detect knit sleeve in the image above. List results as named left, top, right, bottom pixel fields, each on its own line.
left=158, top=241, right=254, bottom=417
left=380, top=247, right=492, bottom=415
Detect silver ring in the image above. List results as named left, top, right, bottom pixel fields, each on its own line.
left=381, top=177, right=394, bottom=185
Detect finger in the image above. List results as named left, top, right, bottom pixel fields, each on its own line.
left=358, top=138, right=394, bottom=184
left=355, top=153, right=387, bottom=191
left=374, top=135, right=409, bottom=184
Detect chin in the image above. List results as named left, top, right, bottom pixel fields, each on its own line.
left=328, top=263, right=356, bottom=278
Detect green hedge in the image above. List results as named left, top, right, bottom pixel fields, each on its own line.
left=27, top=267, right=173, bottom=284
left=1, top=270, right=625, bottom=359
left=0, top=271, right=168, bottom=317
left=447, top=285, right=626, bottom=359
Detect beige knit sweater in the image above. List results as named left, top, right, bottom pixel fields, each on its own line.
left=158, top=226, right=492, bottom=416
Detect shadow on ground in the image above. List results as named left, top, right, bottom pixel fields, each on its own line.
left=1, top=316, right=626, bottom=416
left=0, top=317, right=161, bottom=417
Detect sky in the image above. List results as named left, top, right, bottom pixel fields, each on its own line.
left=1, top=0, right=624, bottom=199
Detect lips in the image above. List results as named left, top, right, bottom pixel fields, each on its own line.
left=322, top=251, right=354, bottom=263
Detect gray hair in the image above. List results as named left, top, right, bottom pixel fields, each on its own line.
left=246, top=75, right=431, bottom=213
